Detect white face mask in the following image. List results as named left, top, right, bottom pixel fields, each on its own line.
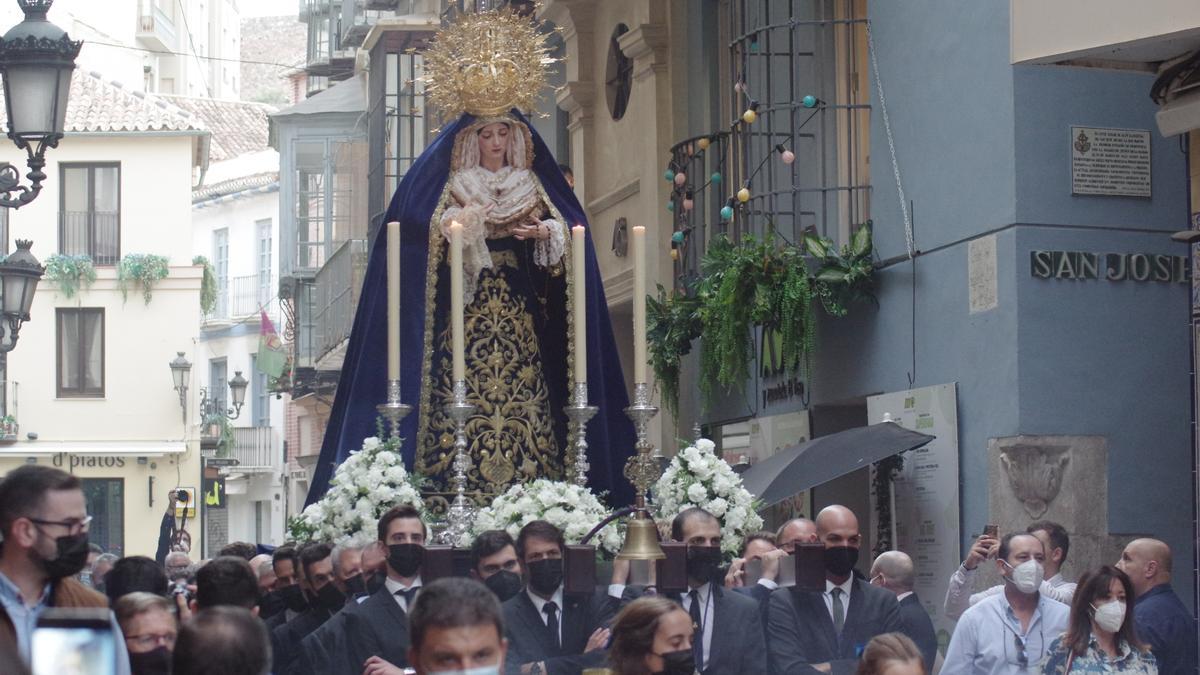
left=1092, top=600, right=1126, bottom=633
left=430, top=666, right=501, bottom=675
left=1003, top=559, right=1044, bottom=595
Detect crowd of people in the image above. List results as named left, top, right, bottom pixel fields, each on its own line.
left=1, top=464, right=1198, bottom=675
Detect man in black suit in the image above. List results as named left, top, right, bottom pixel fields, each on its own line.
left=290, top=543, right=387, bottom=675
left=767, top=504, right=902, bottom=675
left=471, top=530, right=524, bottom=603
left=342, top=505, right=429, bottom=675
left=264, top=545, right=306, bottom=632
left=870, top=551, right=936, bottom=673
left=670, top=508, right=767, bottom=674
left=273, top=543, right=350, bottom=673
left=502, top=520, right=613, bottom=675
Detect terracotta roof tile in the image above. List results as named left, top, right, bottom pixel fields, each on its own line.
left=0, top=70, right=207, bottom=134
left=162, top=96, right=276, bottom=162
left=193, top=170, right=279, bottom=203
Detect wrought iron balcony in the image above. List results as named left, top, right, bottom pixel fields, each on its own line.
left=311, top=238, right=366, bottom=368
left=203, top=275, right=280, bottom=326
left=227, top=426, right=279, bottom=472
left=59, top=211, right=119, bottom=266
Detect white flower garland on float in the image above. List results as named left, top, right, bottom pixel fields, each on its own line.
left=471, top=479, right=623, bottom=556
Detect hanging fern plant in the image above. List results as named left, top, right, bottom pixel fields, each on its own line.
left=193, top=255, right=218, bottom=314
left=118, top=254, right=171, bottom=305
left=647, top=221, right=876, bottom=413
left=43, top=254, right=97, bottom=299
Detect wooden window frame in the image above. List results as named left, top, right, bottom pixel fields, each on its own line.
left=56, top=307, right=105, bottom=398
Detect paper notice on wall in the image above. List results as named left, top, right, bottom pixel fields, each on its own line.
left=867, top=384, right=960, bottom=648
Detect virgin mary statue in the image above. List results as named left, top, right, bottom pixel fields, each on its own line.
left=306, top=9, right=636, bottom=508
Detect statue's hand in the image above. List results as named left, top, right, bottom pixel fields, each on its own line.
left=512, top=222, right=551, bottom=241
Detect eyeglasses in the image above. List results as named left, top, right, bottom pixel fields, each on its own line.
left=1013, top=634, right=1028, bottom=668
left=125, top=632, right=176, bottom=650
left=28, top=515, right=92, bottom=535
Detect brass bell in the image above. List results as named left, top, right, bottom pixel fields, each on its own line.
left=616, top=514, right=666, bottom=561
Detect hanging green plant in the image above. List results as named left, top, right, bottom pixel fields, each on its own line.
left=647, top=221, right=876, bottom=413
left=193, top=255, right=218, bottom=314
left=43, top=254, right=97, bottom=299
left=118, top=254, right=171, bottom=305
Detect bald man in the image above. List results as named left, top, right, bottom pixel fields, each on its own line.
left=1116, top=538, right=1197, bottom=675
left=871, top=552, right=936, bottom=673
left=776, top=517, right=819, bottom=554
left=767, top=505, right=901, bottom=675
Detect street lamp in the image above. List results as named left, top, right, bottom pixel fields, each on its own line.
left=0, top=0, right=81, bottom=209
left=0, top=239, right=42, bottom=352
left=201, top=370, right=248, bottom=420
left=169, top=352, right=191, bottom=423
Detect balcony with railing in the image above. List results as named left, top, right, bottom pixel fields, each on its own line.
left=312, top=238, right=366, bottom=368
left=203, top=275, right=281, bottom=327
left=59, top=211, right=120, bottom=266
left=137, top=2, right=179, bottom=52
left=227, top=427, right=279, bottom=472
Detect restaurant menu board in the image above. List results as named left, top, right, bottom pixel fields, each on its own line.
left=867, top=383, right=960, bottom=647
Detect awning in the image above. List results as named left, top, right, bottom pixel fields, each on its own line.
left=740, top=422, right=935, bottom=507
left=0, top=441, right=187, bottom=456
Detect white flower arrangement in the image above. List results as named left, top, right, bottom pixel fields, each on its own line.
left=650, top=438, right=763, bottom=556
left=287, top=435, right=425, bottom=546
left=471, top=479, right=622, bottom=556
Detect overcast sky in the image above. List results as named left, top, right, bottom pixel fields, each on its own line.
left=240, top=0, right=298, bottom=18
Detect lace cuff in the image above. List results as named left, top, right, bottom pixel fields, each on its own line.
left=441, top=205, right=493, bottom=304
left=534, top=219, right=566, bottom=268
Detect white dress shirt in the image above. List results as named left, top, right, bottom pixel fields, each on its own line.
left=823, top=576, right=855, bottom=625
left=527, top=585, right=564, bottom=645
left=941, top=590, right=1071, bottom=675
left=681, top=582, right=715, bottom=667
left=384, top=575, right=422, bottom=613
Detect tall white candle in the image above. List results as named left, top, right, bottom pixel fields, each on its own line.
left=387, top=221, right=401, bottom=382
left=449, top=221, right=466, bottom=383
left=632, top=225, right=647, bottom=384
left=572, top=225, right=587, bottom=386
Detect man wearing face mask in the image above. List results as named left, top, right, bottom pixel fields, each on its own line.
left=0, top=465, right=133, bottom=675
left=471, top=531, right=524, bottom=603
left=343, top=505, right=430, bottom=675
left=291, top=542, right=389, bottom=675
left=409, top=577, right=508, bottom=675
left=264, top=544, right=307, bottom=632
left=944, top=521, right=1075, bottom=620
left=941, top=532, right=1070, bottom=675
left=767, top=505, right=901, bottom=675
left=1116, top=538, right=1198, bottom=675
left=502, top=520, right=614, bottom=675
left=273, top=543, right=347, bottom=673
left=869, top=551, right=936, bottom=674
left=671, top=507, right=765, bottom=674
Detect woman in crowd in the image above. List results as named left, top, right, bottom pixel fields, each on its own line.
left=856, top=633, right=925, bottom=675
left=115, top=592, right=178, bottom=675
left=1043, top=565, right=1157, bottom=674
left=608, top=596, right=696, bottom=675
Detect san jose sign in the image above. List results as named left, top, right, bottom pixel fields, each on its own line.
left=1030, top=250, right=1188, bottom=283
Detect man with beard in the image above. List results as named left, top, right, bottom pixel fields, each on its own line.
left=502, top=520, right=614, bottom=675
left=343, top=505, right=429, bottom=674
left=273, top=543, right=348, bottom=672
left=0, top=465, right=132, bottom=674
left=471, top=530, right=523, bottom=603
left=941, top=532, right=1069, bottom=675
left=767, top=505, right=902, bottom=675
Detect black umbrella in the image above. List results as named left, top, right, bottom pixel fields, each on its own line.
left=740, top=421, right=935, bottom=507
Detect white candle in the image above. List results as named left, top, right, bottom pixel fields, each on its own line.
left=632, top=225, right=647, bottom=384
left=387, top=221, right=401, bottom=382
left=572, top=225, right=587, bottom=386
left=449, top=221, right=466, bottom=383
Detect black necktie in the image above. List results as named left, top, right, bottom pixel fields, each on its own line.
left=396, top=587, right=419, bottom=612
left=688, top=589, right=705, bottom=671
left=543, top=601, right=560, bottom=649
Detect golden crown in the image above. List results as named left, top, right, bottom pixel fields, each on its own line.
left=421, top=7, right=555, bottom=118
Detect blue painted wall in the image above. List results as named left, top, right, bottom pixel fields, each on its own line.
left=825, top=0, right=1195, bottom=606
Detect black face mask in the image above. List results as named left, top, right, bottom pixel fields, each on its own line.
left=526, top=558, right=563, bottom=596
left=259, top=589, right=287, bottom=619
left=279, top=582, right=309, bottom=612
left=653, top=649, right=696, bottom=675
left=387, top=544, right=424, bottom=578
left=366, top=569, right=387, bottom=596
left=128, top=646, right=172, bottom=675
left=823, top=546, right=859, bottom=577
left=315, top=581, right=346, bottom=612
left=686, top=545, right=722, bottom=584
left=35, top=531, right=90, bottom=580
left=483, top=569, right=523, bottom=602
left=343, top=574, right=367, bottom=598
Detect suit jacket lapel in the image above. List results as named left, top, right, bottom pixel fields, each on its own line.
left=377, top=587, right=408, bottom=628
left=707, top=586, right=730, bottom=669
left=802, top=588, right=839, bottom=654
left=516, top=592, right=559, bottom=656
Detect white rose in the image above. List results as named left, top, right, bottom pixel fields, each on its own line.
left=707, top=497, right=728, bottom=517
left=696, top=438, right=716, bottom=453
left=687, top=483, right=708, bottom=503
left=362, top=437, right=381, bottom=451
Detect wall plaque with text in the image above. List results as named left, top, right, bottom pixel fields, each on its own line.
left=1071, top=126, right=1151, bottom=198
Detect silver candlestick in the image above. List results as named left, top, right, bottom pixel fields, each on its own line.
left=375, top=379, right=412, bottom=439
left=438, top=379, right=477, bottom=545
left=623, top=382, right=661, bottom=511
left=564, top=381, right=598, bottom=486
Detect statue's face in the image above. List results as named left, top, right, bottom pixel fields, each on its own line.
left=477, top=122, right=510, bottom=167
